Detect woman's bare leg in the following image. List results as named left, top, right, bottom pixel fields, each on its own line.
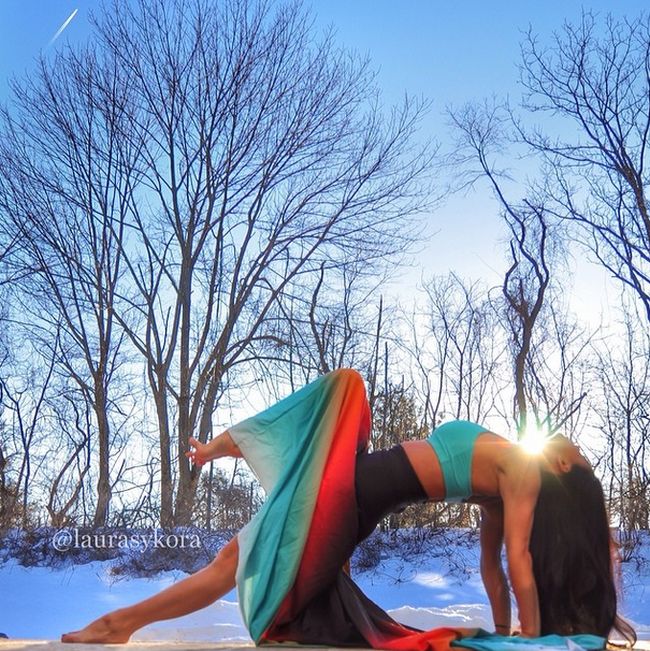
left=61, top=536, right=239, bottom=643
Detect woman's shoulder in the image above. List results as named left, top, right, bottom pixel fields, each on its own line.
left=475, top=435, right=542, bottom=490
left=497, top=446, right=543, bottom=498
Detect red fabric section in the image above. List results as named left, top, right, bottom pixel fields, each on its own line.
left=372, top=627, right=459, bottom=650
left=259, top=369, right=458, bottom=651
left=265, top=369, right=371, bottom=628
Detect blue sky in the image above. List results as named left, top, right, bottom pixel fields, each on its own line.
left=5, top=2, right=645, bottom=104
left=0, top=0, right=647, bottom=317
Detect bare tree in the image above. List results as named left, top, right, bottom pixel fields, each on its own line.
left=592, top=298, right=650, bottom=552
left=447, top=102, right=590, bottom=437
left=501, top=208, right=551, bottom=434
left=408, top=273, right=506, bottom=429
left=46, top=397, right=92, bottom=528
left=0, top=37, right=138, bottom=525
left=0, top=221, right=17, bottom=525
left=0, top=376, right=15, bottom=529
left=520, top=12, right=650, bottom=322
left=0, top=189, right=25, bottom=288
left=194, top=462, right=261, bottom=531
left=448, top=102, right=545, bottom=433
left=0, top=349, right=57, bottom=527
left=257, top=262, right=391, bottom=394
left=88, top=0, right=431, bottom=524
left=372, top=374, right=428, bottom=450
left=0, top=313, right=9, bottom=525
left=0, top=0, right=431, bottom=527
left=524, top=302, right=593, bottom=438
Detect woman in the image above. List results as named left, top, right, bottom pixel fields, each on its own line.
left=61, top=369, right=633, bottom=647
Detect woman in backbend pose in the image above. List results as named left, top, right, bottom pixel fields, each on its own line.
left=62, top=369, right=634, bottom=647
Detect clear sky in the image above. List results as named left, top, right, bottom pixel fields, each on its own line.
left=4, top=1, right=646, bottom=98
left=1, top=0, right=647, bottom=319
left=310, top=1, right=647, bottom=319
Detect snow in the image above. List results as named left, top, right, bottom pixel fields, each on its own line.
left=0, top=531, right=648, bottom=643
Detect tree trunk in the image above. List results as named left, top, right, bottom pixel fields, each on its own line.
left=153, top=386, right=174, bottom=528
left=92, top=386, right=112, bottom=527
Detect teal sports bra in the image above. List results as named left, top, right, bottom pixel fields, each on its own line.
left=426, top=420, right=487, bottom=502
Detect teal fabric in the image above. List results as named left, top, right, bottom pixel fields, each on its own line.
left=228, top=374, right=341, bottom=642
left=452, top=630, right=605, bottom=651
left=426, top=420, right=487, bottom=501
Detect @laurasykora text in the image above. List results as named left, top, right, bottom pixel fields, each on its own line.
left=52, top=528, right=202, bottom=552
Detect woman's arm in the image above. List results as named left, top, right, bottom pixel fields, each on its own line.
left=479, top=502, right=511, bottom=635
left=500, top=465, right=541, bottom=638
left=186, top=431, right=242, bottom=466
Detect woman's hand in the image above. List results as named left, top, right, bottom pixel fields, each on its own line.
left=186, top=431, right=242, bottom=466
left=186, top=436, right=211, bottom=467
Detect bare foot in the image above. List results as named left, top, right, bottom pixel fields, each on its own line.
left=61, top=613, right=133, bottom=644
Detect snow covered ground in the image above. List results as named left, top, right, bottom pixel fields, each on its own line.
left=0, top=530, right=648, bottom=643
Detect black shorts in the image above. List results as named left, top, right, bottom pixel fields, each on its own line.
left=267, top=445, right=428, bottom=646
left=354, top=444, right=428, bottom=543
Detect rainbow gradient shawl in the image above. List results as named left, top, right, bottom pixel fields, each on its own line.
left=228, top=369, right=607, bottom=651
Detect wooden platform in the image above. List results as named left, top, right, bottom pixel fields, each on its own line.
left=1, top=641, right=648, bottom=651
left=0, top=644, right=247, bottom=650
left=0, top=642, right=364, bottom=651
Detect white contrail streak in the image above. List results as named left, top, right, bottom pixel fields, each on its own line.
left=49, top=8, right=79, bottom=46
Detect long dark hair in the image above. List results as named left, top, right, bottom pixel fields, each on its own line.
left=530, top=466, right=636, bottom=644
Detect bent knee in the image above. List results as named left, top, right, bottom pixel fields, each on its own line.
left=330, top=368, right=364, bottom=388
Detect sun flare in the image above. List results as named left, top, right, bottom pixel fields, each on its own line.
left=520, top=423, right=550, bottom=455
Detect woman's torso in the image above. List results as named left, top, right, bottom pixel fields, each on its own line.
left=401, top=422, right=513, bottom=503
